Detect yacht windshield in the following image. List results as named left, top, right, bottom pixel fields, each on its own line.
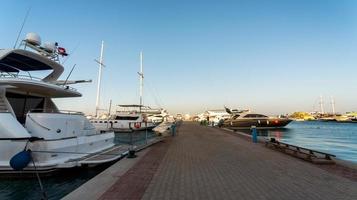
left=243, top=114, right=268, bottom=118
left=6, top=92, right=45, bottom=123
left=115, top=116, right=139, bottom=120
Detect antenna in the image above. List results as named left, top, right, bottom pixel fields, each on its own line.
left=95, top=41, right=105, bottom=117
left=62, top=42, right=80, bottom=65
left=63, top=64, right=76, bottom=85
left=13, top=7, right=31, bottom=49
left=138, top=51, right=144, bottom=112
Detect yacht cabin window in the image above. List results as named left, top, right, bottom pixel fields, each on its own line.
left=6, top=92, right=45, bottom=124
left=232, top=115, right=240, bottom=120
left=115, top=116, right=139, bottom=120
left=243, top=114, right=268, bottom=118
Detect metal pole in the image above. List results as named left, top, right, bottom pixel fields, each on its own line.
left=319, top=95, right=324, bottom=114
left=251, top=126, right=258, bottom=143
left=130, top=122, right=133, bottom=147
left=139, top=51, right=143, bottom=112
left=145, top=122, right=148, bottom=144
left=95, top=41, right=104, bottom=117
left=331, top=96, right=335, bottom=115
left=127, top=122, right=137, bottom=158
left=108, top=99, right=112, bottom=116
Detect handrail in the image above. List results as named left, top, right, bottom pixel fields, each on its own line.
left=0, top=62, right=33, bottom=79
left=29, top=109, right=84, bottom=115
left=27, top=114, right=51, bottom=131
left=0, top=73, right=78, bottom=92
left=0, top=73, right=42, bottom=81
left=267, top=138, right=336, bottom=158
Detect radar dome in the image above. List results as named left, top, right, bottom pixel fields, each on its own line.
left=43, top=42, right=56, bottom=53
left=25, top=33, right=41, bottom=46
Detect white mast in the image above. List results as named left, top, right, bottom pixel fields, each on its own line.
left=95, top=41, right=105, bottom=117
left=319, top=95, right=324, bottom=114
left=331, top=96, right=335, bottom=115
left=138, top=51, right=144, bottom=112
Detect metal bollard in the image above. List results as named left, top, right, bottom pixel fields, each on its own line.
left=127, top=122, right=137, bottom=158
left=251, top=126, right=258, bottom=143
left=171, top=123, right=176, bottom=136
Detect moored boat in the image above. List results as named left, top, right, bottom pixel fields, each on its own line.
left=91, top=105, right=158, bottom=132
left=0, top=33, right=118, bottom=173
left=222, top=107, right=292, bottom=130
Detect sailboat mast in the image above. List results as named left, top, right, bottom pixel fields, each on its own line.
left=319, top=95, right=324, bottom=114
left=95, top=41, right=104, bottom=117
left=331, top=96, right=335, bottom=115
left=139, top=51, right=144, bottom=112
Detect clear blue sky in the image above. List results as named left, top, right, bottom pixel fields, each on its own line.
left=1, top=0, right=357, bottom=115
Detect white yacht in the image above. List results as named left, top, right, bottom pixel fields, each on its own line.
left=142, top=107, right=169, bottom=123
left=91, top=105, right=158, bottom=132
left=0, top=33, right=118, bottom=173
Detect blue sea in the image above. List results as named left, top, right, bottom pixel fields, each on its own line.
left=253, top=121, right=357, bottom=163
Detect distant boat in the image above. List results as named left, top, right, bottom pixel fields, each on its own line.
left=91, top=105, right=159, bottom=132
left=318, top=117, right=337, bottom=122
left=222, top=108, right=292, bottom=129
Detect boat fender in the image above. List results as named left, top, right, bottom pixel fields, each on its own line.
left=134, top=122, right=141, bottom=129
left=266, top=120, right=269, bottom=125
left=9, top=150, right=32, bottom=171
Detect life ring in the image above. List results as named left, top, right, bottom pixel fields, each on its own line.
left=134, top=122, right=141, bottom=129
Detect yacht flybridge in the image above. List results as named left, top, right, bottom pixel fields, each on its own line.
left=0, top=33, right=119, bottom=173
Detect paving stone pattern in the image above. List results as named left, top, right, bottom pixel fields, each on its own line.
left=142, top=122, right=357, bottom=200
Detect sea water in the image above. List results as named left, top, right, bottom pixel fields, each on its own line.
left=253, top=121, right=357, bottom=163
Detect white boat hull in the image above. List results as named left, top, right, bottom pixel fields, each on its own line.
left=92, top=120, right=157, bottom=133
left=0, top=132, right=115, bottom=172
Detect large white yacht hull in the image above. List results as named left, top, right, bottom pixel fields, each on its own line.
left=0, top=132, right=115, bottom=172
left=0, top=111, right=117, bottom=173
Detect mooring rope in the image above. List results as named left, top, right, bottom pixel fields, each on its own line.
left=30, top=154, right=48, bottom=200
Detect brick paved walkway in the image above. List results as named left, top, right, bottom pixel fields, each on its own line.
left=99, top=139, right=171, bottom=200
left=141, top=122, right=357, bottom=200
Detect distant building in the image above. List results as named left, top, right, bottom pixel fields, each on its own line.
left=289, top=112, right=315, bottom=121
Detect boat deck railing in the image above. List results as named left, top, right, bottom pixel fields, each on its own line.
left=29, top=109, right=84, bottom=115
left=0, top=72, right=78, bottom=92
left=0, top=73, right=42, bottom=81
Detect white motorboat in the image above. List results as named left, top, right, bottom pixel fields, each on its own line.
left=91, top=105, right=158, bottom=132
left=0, top=33, right=118, bottom=173
left=143, top=107, right=169, bottom=124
